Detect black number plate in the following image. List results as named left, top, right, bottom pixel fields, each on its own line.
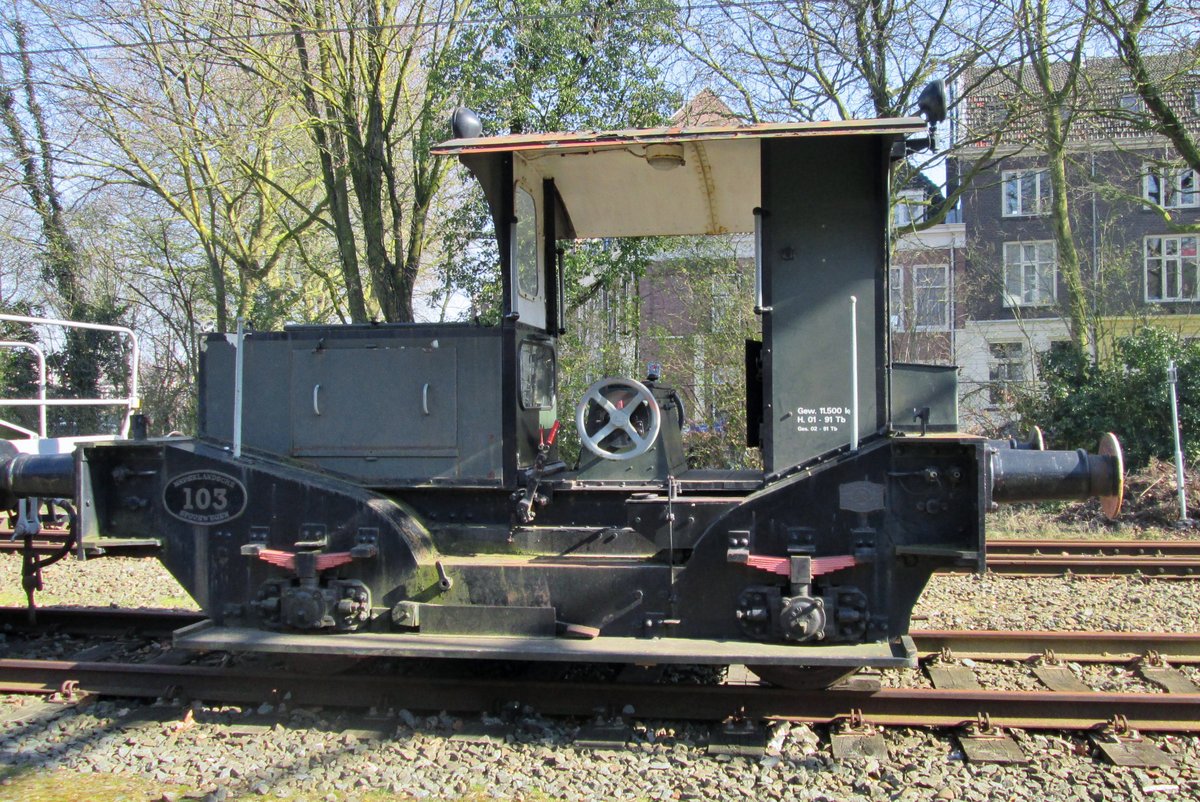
left=163, top=470, right=247, bottom=525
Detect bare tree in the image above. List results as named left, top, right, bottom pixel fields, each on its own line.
left=1092, top=0, right=1200, bottom=173
left=0, top=13, right=127, bottom=424
left=236, top=0, right=484, bottom=323
left=676, top=0, right=1018, bottom=231
left=48, top=0, right=326, bottom=332
left=1012, top=0, right=1093, bottom=348
left=1090, top=0, right=1200, bottom=233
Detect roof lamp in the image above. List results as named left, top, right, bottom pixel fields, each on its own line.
left=645, top=143, right=686, bottom=170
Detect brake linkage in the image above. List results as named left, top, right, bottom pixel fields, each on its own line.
left=515, top=420, right=562, bottom=524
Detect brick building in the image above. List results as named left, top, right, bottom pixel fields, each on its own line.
left=950, top=57, right=1200, bottom=422
left=889, top=173, right=965, bottom=368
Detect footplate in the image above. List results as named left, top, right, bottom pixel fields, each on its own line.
left=173, top=620, right=916, bottom=667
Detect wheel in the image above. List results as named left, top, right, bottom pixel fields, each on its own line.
left=747, top=665, right=858, bottom=690
left=575, top=377, right=661, bottom=461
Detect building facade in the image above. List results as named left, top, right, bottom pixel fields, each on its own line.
left=951, top=58, right=1200, bottom=425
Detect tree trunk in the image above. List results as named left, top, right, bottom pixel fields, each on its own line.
left=287, top=5, right=369, bottom=322
left=1044, top=109, right=1090, bottom=349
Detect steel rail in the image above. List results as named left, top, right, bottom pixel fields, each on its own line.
left=911, top=629, right=1200, bottom=664
left=915, top=538, right=1200, bottom=578
left=0, top=606, right=202, bottom=637
left=988, top=539, right=1200, bottom=556
left=0, top=657, right=1197, bottom=732
left=970, top=554, right=1200, bottom=577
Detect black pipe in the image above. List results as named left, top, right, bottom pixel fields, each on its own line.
left=0, top=444, right=76, bottom=507
left=989, top=432, right=1124, bottom=518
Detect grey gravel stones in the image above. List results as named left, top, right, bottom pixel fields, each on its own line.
left=914, top=572, right=1200, bottom=633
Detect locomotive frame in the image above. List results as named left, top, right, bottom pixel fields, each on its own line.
left=1, top=100, right=1123, bottom=687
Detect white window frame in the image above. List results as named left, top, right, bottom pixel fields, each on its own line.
left=892, top=189, right=925, bottom=227
left=1144, top=234, right=1200, bottom=302
left=889, top=266, right=904, bottom=331
left=1143, top=165, right=1199, bottom=209
left=987, top=341, right=1026, bottom=407
left=1003, top=241, right=1057, bottom=307
left=912, top=264, right=950, bottom=331
left=1001, top=169, right=1051, bottom=217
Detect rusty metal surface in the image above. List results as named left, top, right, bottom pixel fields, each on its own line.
left=987, top=539, right=1200, bottom=556
left=976, top=554, right=1200, bottom=577
left=431, top=117, right=926, bottom=156
left=923, top=539, right=1200, bottom=577
left=1, top=657, right=1198, bottom=732
left=911, top=630, right=1200, bottom=664
left=0, top=530, right=160, bottom=557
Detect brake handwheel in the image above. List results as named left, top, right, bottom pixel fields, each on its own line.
left=575, top=377, right=662, bottom=461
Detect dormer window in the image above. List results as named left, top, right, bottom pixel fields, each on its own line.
left=1120, top=94, right=1142, bottom=113
left=1002, top=169, right=1051, bottom=217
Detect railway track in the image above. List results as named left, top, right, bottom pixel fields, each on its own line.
left=1, top=607, right=1198, bottom=734
left=0, top=528, right=160, bottom=558
left=976, top=538, right=1200, bottom=578
left=6, top=534, right=1200, bottom=576
left=1, top=655, right=1197, bottom=733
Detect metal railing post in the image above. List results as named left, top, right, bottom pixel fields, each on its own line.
left=233, top=318, right=246, bottom=459
left=0, top=313, right=140, bottom=437
left=0, top=341, right=46, bottom=437
left=850, top=296, right=859, bottom=452
left=1168, top=360, right=1189, bottom=523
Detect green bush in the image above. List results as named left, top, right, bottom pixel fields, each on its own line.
left=1017, top=326, right=1200, bottom=470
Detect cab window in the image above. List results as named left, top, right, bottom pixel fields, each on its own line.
left=519, top=340, right=555, bottom=409
left=515, top=186, right=539, bottom=299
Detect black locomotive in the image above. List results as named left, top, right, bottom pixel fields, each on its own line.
left=0, top=97, right=1122, bottom=688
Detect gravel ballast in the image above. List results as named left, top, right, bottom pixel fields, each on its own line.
left=1, top=700, right=1196, bottom=801
left=1, top=553, right=1198, bottom=801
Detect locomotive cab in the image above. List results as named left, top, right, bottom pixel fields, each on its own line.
left=433, top=115, right=914, bottom=485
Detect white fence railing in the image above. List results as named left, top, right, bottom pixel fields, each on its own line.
left=0, top=314, right=140, bottom=441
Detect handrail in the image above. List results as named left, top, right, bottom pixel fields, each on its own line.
left=0, top=340, right=46, bottom=437
left=0, top=314, right=140, bottom=439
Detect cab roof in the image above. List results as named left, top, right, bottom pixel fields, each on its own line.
left=432, top=117, right=925, bottom=238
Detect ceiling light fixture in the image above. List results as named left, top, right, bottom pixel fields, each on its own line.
left=645, top=143, right=686, bottom=170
